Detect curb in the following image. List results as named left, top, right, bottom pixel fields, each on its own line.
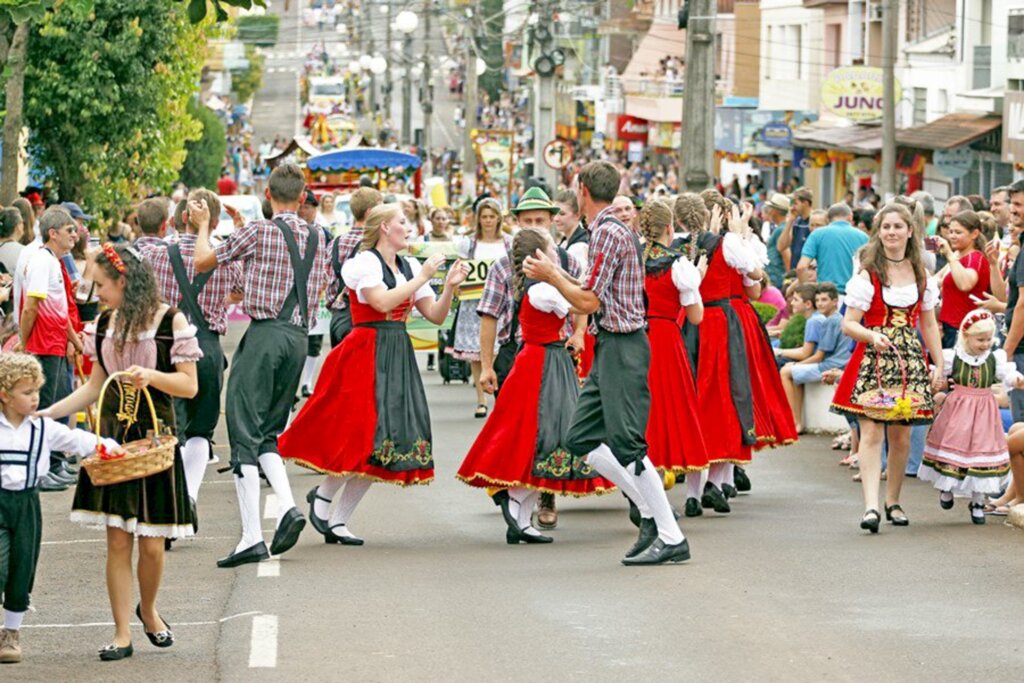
left=1009, top=504, right=1024, bottom=530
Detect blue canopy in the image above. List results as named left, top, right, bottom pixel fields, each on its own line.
left=306, top=148, right=422, bottom=173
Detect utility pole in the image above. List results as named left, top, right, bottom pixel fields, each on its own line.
left=365, top=3, right=377, bottom=134
left=463, top=38, right=478, bottom=198
left=679, top=0, right=716, bottom=191
left=881, top=0, right=897, bottom=198
left=533, top=1, right=557, bottom=191
left=384, top=0, right=393, bottom=135
left=401, top=24, right=414, bottom=145
left=421, top=4, right=434, bottom=175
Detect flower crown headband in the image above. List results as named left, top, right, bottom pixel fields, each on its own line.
left=101, top=242, right=142, bottom=275
left=960, top=309, right=994, bottom=334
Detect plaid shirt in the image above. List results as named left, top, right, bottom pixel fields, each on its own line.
left=143, top=235, right=243, bottom=335
left=584, top=207, right=646, bottom=334
left=326, top=227, right=364, bottom=311
left=213, top=212, right=330, bottom=329
left=133, top=235, right=167, bottom=251
left=477, top=250, right=581, bottom=345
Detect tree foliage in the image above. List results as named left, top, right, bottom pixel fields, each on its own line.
left=232, top=43, right=264, bottom=104
left=181, top=0, right=265, bottom=24
left=23, top=0, right=208, bottom=215
left=476, top=0, right=504, bottom=103
left=179, top=97, right=226, bottom=190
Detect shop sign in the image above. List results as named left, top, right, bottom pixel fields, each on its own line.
left=933, top=146, right=974, bottom=179
left=821, top=66, right=901, bottom=123
left=761, top=122, right=792, bottom=148
left=1003, top=91, right=1024, bottom=163
left=846, top=157, right=879, bottom=179
left=648, top=122, right=681, bottom=150
left=617, top=115, right=649, bottom=142
left=626, top=141, right=645, bottom=163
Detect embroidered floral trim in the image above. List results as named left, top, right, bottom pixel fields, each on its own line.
left=531, top=448, right=601, bottom=480
left=370, top=438, right=433, bottom=469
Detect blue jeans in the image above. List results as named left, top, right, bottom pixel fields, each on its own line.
left=880, top=424, right=926, bottom=474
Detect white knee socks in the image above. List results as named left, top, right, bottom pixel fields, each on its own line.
left=3, top=609, right=25, bottom=631
left=585, top=444, right=651, bottom=517
left=686, top=470, right=705, bottom=500
left=509, top=487, right=540, bottom=533
left=182, top=437, right=209, bottom=502
left=329, top=477, right=372, bottom=528
left=235, top=465, right=263, bottom=552
left=724, top=463, right=736, bottom=487
left=258, top=452, right=296, bottom=521
left=709, top=462, right=728, bottom=488
left=315, top=476, right=347, bottom=519
left=301, top=356, right=318, bottom=389
left=633, top=457, right=685, bottom=545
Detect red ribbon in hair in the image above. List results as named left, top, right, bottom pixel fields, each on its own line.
left=102, top=243, right=126, bottom=274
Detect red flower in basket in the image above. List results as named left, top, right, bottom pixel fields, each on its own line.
left=96, top=443, right=125, bottom=461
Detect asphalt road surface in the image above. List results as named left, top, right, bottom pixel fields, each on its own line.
left=8, top=320, right=1024, bottom=682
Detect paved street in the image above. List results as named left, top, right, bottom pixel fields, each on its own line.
left=6, top=321, right=1024, bottom=681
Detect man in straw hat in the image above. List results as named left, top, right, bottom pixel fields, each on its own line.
left=763, top=193, right=792, bottom=288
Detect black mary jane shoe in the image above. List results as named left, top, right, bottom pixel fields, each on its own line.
left=492, top=490, right=521, bottom=536
left=939, top=492, right=954, bottom=511
left=968, top=503, right=987, bottom=525
left=733, top=466, right=751, bottom=492
left=217, top=541, right=270, bottom=568
left=885, top=504, right=909, bottom=527
left=722, top=483, right=738, bottom=499
left=684, top=497, right=703, bottom=518
left=98, top=643, right=134, bottom=661
left=625, top=518, right=658, bottom=559
left=506, top=526, right=553, bottom=544
left=325, top=524, right=364, bottom=545
left=701, top=483, right=731, bottom=514
left=622, top=537, right=691, bottom=566
left=136, top=604, right=174, bottom=648
left=164, top=538, right=174, bottom=551
left=269, top=507, right=307, bottom=556
left=626, top=495, right=642, bottom=528
left=306, top=487, right=332, bottom=536
left=860, top=509, right=880, bottom=534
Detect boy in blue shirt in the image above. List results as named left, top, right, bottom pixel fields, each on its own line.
left=779, top=282, right=851, bottom=432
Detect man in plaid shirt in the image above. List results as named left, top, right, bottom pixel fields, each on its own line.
left=141, top=192, right=243, bottom=526
left=524, top=160, right=689, bottom=566
left=192, top=163, right=330, bottom=568
left=325, top=187, right=382, bottom=347
left=132, top=198, right=170, bottom=252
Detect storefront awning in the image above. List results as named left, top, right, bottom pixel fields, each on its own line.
left=624, top=95, right=683, bottom=124
left=622, top=18, right=685, bottom=81
left=791, top=121, right=882, bottom=155
left=895, top=112, right=1002, bottom=150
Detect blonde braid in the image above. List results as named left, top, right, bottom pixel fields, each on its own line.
left=639, top=199, right=673, bottom=262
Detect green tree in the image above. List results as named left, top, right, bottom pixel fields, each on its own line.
left=179, top=97, right=226, bottom=190
left=476, top=0, right=504, bottom=103
left=23, top=0, right=208, bottom=215
left=231, top=43, right=264, bottom=104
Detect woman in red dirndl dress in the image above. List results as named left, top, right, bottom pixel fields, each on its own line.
left=279, top=204, right=468, bottom=545
left=637, top=200, right=710, bottom=519
left=458, top=233, right=614, bottom=544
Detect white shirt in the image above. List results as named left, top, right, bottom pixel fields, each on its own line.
left=844, top=274, right=939, bottom=312
left=527, top=281, right=571, bottom=318
left=11, top=240, right=43, bottom=324
left=342, top=251, right=435, bottom=303
left=1, top=414, right=118, bottom=491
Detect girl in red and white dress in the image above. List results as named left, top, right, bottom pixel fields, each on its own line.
left=677, top=192, right=757, bottom=515
left=457, top=230, right=614, bottom=544
left=279, top=204, right=468, bottom=545
left=637, top=200, right=710, bottom=517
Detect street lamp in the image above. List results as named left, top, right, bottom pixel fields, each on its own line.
left=396, top=10, right=419, bottom=146
left=369, top=56, right=388, bottom=76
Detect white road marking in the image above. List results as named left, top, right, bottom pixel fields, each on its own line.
left=264, top=493, right=278, bottom=519
left=249, top=615, right=279, bottom=668
left=42, top=531, right=277, bottom=546
left=257, top=556, right=280, bottom=577
left=24, top=611, right=263, bottom=629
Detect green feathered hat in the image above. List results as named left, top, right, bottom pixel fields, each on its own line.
left=510, top=186, right=561, bottom=215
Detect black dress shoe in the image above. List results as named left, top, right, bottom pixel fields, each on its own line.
left=939, top=492, right=954, bottom=510
left=306, top=487, right=332, bottom=536
left=164, top=538, right=174, bottom=551
left=684, top=497, right=703, bottom=517
left=301, top=384, right=312, bottom=398
left=98, top=643, right=134, bottom=661
left=626, top=495, right=641, bottom=528
left=968, top=503, right=986, bottom=525
left=325, top=524, right=364, bottom=545
left=506, top=526, right=553, bottom=544
left=625, top=517, right=658, bottom=558
left=492, top=490, right=521, bottom=536
left=701, top=483, right=731, bottom=513
left=885, top=504, right=909, bottom=526
left=269, top=507, right=306, bottom=555
left=860, top=509, right=880, bottom=534
left=190, top=497, right=198, bottom=535
left=136, top=603, right=174, bottom=648
left=622, top=537, right=691, bottom=565
left=217, top=541, right=270, bottom=568
left=722, top=483, right=738, bottom=499
left=38, top=474, right=69, bottom=492
left=733, top=466, right=751, bottom=492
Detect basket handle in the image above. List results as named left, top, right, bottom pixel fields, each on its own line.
left=94, top=371, right=163, bottom=446
left=873, top=344, right=908, bottom=398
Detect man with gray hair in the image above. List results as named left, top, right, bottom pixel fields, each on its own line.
left=796, top=202, right=868, bottom=296
left=910, top=190, right=937, bottom=235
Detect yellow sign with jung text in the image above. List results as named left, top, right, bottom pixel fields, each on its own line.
left=821, top=66, right=901, bottom=123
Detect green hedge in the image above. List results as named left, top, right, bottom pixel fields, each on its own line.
left=236, top=14, right=279, bottom=47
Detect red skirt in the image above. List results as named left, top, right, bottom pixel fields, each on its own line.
left=279, top=324, right=434, bottom=486
left=457, top=342, right=615, bottom=496
left=694, top=309, right=752, bottom=464
left=732, top=301, right=799, bottom=449
left=646, top=318, right=709, bottom=473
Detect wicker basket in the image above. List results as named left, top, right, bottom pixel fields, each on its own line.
left=81, top=372, right=177, bottom=486
left=856, top=345, right=927, bottom=421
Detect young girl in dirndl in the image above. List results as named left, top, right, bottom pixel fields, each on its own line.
left=831, top=203, right=944, bottom=533
left=919, top=309, right=1020, bottom=523
left=457, top=230, right=614, bottom=544
left=636, top=200, right=710, bottom=518
left=278, top=205, right=468, bottom=545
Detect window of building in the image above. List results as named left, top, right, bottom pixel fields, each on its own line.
left=1010, top=10, right=1024, bottom=61
left=913, top=88, right=927, bottom=125
left=768, top=24, right=802, bottom=81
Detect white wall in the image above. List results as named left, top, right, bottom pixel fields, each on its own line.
left=758, top=1, right=825, bottom=112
